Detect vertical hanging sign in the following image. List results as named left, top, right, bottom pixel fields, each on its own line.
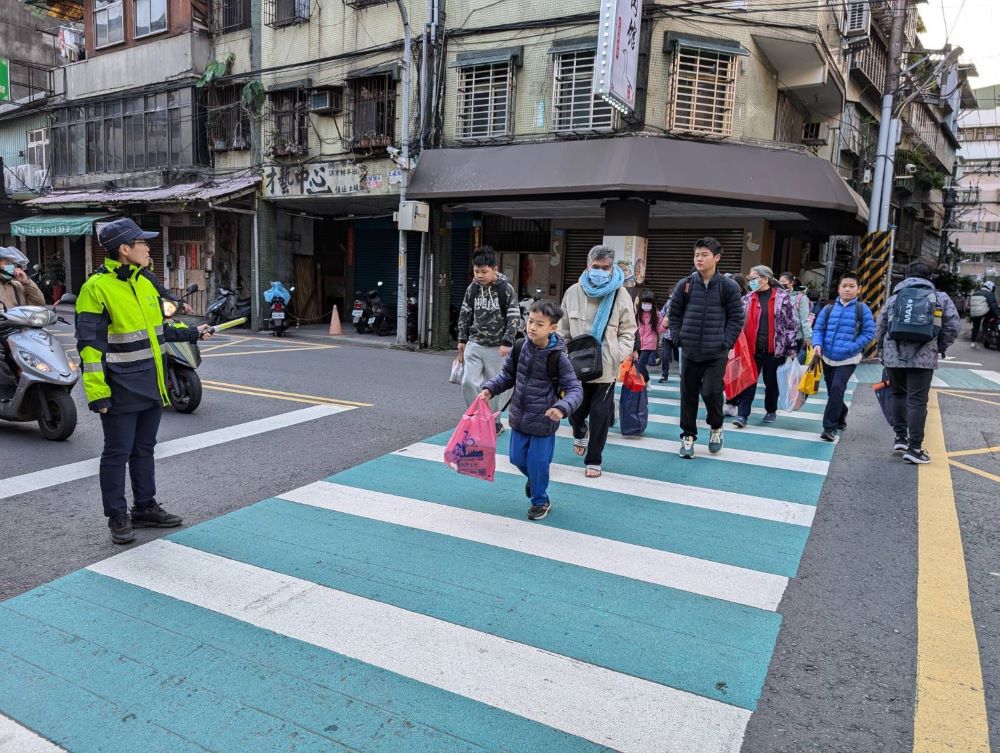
left=0, top=59, right=10, bottom=102
left=594, top=0, right=641, bottom=115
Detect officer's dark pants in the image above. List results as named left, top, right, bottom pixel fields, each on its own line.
left=99, top=405, right=162, bottom=520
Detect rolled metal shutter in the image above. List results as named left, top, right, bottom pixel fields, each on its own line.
left=562, top=230, right=604, bottom=292
left=644, top=229, right=744, bottom=304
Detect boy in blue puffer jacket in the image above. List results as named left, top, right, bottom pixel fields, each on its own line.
left=811, top=272, right=876, bottom=442
left=481, top=300, right=583, bottom=520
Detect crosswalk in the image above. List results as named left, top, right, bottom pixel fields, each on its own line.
left=0, top=379, right=847, bottom=753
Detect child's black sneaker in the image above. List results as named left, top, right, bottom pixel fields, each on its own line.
left=903, top=447, right=931, bottom=465
left=527, top=502, right=550, bottom=520
left=820, top=429, right=836, bottom=442
left=892, top=436, right=908, bottom=455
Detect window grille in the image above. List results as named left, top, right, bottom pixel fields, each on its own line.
left=349, top=74, right=396, bottom=150
left=551, top=51, right=613, bottom=133
left=456, top=62, right=512, bottom=139
left=670, top=46, right=737, bottom=137
left=268, top=89, right=309, bottom=157
left=208, top=85, right=251, bottom=151
left=213, top=0, right=250, bottom=31
left=94, top=0, right=124, bottom=47
left=264, top=0, right=309, bottom=28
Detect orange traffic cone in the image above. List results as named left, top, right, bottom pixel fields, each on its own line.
left=328, top=305, right=342, bottom=336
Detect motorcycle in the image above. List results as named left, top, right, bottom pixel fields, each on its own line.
left=264, top=281, right=295, bottom=337
left=161, top=284, right=203, bottom=413
left=982, top=316, right=999, bottom=350
left=354, top=282, right=393, bottom=336
left=206, top=285, right=251, bottom=326
left=0, top=300, right=79, bottom=440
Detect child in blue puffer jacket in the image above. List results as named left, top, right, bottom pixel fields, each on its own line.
left=481, top=300, right=583, bottom=521
left=811, top=272, right=876, bottom=441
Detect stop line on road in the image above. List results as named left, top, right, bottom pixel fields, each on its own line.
left=0, top=384, right=845, bottom=753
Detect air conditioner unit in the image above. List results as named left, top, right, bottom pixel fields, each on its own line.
left=844, top=1, right=871, bottom=39
left=802, top=122, right=829, bottom=147
left=309, top=87, right=343, bottom=115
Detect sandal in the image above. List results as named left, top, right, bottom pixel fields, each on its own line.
left=573, top=435, right=589, bottom=457
left=585, top=465, right=602, bottom=478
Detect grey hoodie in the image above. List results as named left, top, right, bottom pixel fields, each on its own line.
left=875, top=277, right=960, bottom=369
left=457, top=273, right=520, bottom=347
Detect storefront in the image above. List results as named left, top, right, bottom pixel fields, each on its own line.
left=9, top=213, right=110, bottom=299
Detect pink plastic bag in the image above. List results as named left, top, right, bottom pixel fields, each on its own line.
left=443, top=395, right=498, bottom=482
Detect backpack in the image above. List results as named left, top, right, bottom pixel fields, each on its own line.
left=969, top=293, right=989, bottom=318
left=503, top=338, right=562, bottom=409
left=888, top=286, right=939, bottom=343
left=819, top=300, right=864, bottom=340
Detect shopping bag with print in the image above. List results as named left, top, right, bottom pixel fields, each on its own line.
left=872, top=369, right=894, bottom=426
left=777, top=358, right=807, bottom=412
left=449, top=357, right=464, bottom=385
left=724, top=331, right=758, bottom=401
left=443, top=395, right=497, bottom=482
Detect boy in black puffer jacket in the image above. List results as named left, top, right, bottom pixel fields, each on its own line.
left=481, top=301, right=583, bottom=521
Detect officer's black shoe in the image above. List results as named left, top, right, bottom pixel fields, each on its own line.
left=131, top=502, right=183, bottom=528
left=109, top=515, right=135, bottom=545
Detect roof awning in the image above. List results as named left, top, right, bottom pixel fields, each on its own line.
left=23, top=176, right=260, bottom=208
left=10, top=214, right=108, bottom=237
left=407, top=136, right=868, bottom=232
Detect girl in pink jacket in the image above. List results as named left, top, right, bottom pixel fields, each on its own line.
left=634, top=289, right=665, bottom=382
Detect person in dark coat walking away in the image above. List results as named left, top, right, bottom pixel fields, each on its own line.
left=875, top=262, right=961, bottom=464
left=668, top=238, right=744, bottom=459
left=481, top=300, right=583, bottom=520
left=811, top=272, right=876, bottom=441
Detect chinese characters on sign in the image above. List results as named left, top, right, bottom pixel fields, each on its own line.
left=593, top=0, right=642, bottom=114
left=263, top=161, right=391, bottom=198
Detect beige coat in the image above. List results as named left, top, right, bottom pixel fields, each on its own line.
left=0, top=277, right=45, bottom=310
left=558, top=284, right=637, bottom=384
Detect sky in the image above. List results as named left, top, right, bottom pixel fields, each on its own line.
left=919, top=0, right=999, bottom=89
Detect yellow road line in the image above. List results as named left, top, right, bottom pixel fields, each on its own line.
left=201, top=336, right=251, bottom=353
left=913, top=390, right=991, bottom=753
left=201, top=384, right=340, bottom=406
left=937, top=390, right=1000, bottom=408
left=947, top=445, right=1000, bottom=459
left=201, top=379, right=372, bottom=407
left=948, top=459, right=1000, bottom=485
left=202, top=345, right=336, bottom=358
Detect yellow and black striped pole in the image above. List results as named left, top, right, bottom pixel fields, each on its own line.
left=858, top=230, right=893, bottom=356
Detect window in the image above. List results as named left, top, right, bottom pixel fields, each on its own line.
left=670, top=46, right=738, bottom=136
left=25, top=129, right=49, bottom=171
left=349, top=74, right=396, bottom=147
left=265, top=0, right=309, bottom=27
left=214, top=0, right=250, bottom=32
left=208, top=85, right=251, bottom=150
left=551, top=51, right=613, bottom=132
left=94, top=0, right=124, bottom=47
left=269, top=89, right=309, bottom=157
left=134, top=0, right=167, bottom=37
left=51, top=88, right=196, bottom=176
left=456, top=62, right=512, bottom=139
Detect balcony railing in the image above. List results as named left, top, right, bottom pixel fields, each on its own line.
left=850, top=36, right=887, bottom=94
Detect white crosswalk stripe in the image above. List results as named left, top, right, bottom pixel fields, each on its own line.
left=0, top=715, right=67, bottom=753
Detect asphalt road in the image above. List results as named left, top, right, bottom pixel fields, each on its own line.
left=1, top=324, right=997, bottom=752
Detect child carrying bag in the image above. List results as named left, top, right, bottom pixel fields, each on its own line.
left=443, top=395, right=498, bottom=482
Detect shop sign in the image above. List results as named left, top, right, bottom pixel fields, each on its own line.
left=0, top=59, right=9, bottom=102
left=264, top=161, right=391, bottom=198
left=593, top=0, right=641, bottom=114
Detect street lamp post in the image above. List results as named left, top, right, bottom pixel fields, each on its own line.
left=395, top=0, right=412, bottom=346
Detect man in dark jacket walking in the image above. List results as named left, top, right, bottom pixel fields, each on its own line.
left=668, top=238, right=744, bottom=459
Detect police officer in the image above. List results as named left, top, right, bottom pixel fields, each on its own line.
left=76, top=218, right=212, bottom=544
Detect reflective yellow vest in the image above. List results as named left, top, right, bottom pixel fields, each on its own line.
left=75, top=259, right=169, bottom=411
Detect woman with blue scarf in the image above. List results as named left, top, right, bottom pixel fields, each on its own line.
left=558, top=245, right=637, bottom=478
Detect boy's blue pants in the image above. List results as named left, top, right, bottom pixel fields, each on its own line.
left=508, top=429, right=556, bottom=507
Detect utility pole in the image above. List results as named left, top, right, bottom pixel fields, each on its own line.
left=395, top=0, right=412, bottom=346
left=867, top=0, right=908, bottom=233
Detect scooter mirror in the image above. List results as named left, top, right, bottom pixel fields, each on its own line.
left=186, top=283, right=199, bottom=294
left=57, top=293, right=77, bottom=305
left=289, top=286, right=296, bottom=293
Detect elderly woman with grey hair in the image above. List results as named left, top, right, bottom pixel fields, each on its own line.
left=732, top=264, right=798, bottom=428
left=558, top=245, right=636, bottom=478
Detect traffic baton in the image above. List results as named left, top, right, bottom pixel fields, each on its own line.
left=208, top=317, right=247, bottom=334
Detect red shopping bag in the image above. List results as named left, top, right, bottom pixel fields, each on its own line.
left=443, top=395, right=498, bottom=482
left=724, top=331, right=758, bottom=401
left=618, top=359, right=646, bottom=392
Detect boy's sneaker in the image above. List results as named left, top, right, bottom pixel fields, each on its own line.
left=109, top=514, right=135, bottom=545
left=658, top=376, right=668, bottom=383
left=679, top=436, right=696, bottom=459
left=837, top=423, right=848, bottom=432
left=820, top=429, right=837, bottom=442
left=131, top=502, right=183, bottom=528
left=527, top=502, right=550, bottom=521
left=763, top=412, right=777, bottom=423
left=732, top=416, right=748, bottom=429
left=903, top=447, right=931, bottom=465
left=892, top=436, right=909, bottom=455
left=724, top=404, right=738, bottom=417
left=708, top=429, right=724, bottom=454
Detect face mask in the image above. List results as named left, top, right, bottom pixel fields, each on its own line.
left=0, top=263, right=15, bottom=278
left=587, top=268, right=612, bottom=286
left=748, top=278, right=761, bottom=292
left=641, top=303, right=653, bottom=311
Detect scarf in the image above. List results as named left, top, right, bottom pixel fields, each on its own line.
left=579, top=265, right=625, bottom=341
left=744, top=288, right=777, bottom=354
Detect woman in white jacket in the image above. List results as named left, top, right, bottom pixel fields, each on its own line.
left=558, top=245, right=637, bottom=478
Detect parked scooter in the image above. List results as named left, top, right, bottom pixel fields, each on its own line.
left=161, top=284, right=203, bottom=413
left=264, top=281, right=295, bottom=337
left=405, top=278, right=418, bottom=344
left=0, top=300, right=79, bottom=440
left=354, top=282, right=392, bottom=335
left=206, top=285, right=251, bottom=326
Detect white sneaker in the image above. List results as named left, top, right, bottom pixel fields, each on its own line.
left=970, top=343, right=977, bottom=349
left=724, top=404, right=738, bottom=417
left=708, top=429, right=724, bottom=454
